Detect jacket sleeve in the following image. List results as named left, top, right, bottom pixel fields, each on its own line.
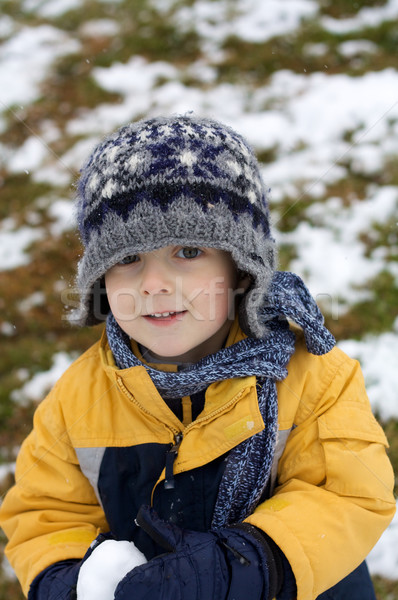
left=244, top=345, right=396, bottom=600
left=0, top=382, right=109, bottom=598
left=27, top=560, right=81, bottom=600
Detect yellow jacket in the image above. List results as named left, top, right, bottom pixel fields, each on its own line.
left=0, top=324, right=395, bottom=599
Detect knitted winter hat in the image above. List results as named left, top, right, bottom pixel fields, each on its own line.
left=73, top=114, right=276, bottom=338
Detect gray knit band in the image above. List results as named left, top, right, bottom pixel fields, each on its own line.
left=72, top=115, right=276, bottom=338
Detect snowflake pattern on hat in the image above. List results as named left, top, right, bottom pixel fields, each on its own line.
left=73, top=115, right=276, bottom=337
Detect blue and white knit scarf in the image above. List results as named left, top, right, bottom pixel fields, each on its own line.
left=106, top=271, right=335, bottom=528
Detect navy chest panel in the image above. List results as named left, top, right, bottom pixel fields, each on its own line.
left=98, top=444, right=228, bottom=559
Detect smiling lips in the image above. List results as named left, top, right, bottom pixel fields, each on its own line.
left=142, top=310, right=187, bottom=324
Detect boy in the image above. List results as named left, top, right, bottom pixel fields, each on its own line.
left=0, top=115, right=395, bottom=600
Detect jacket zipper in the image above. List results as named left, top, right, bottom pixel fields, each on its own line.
left=117, top=376, right=250, bottom=490
left=117, top=376, right=183, bottom=491
left=116, top=376, right=179, bottom=426
left=164, top=433, right=183, bottom=489
left=116, top=374, right=181, bottom=443
left=161, top=389, right=250, bottom=490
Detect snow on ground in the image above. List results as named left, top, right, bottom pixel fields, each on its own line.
left=17, top=291, right=46, bottom=313
left=60, top=67, right=398, bottom=198
left=321, top=0, right=398, bottom=34
left=0, top=0, right=397, bottom=583
left=0, top=219, right=44, bottom=270
left=277, top=186, right=398, bottom=305
left=0, top=462, right=15, bottom=484
left=0, top=25, right=80, bottom=131
left=173, top=0, right=319, bottom=47
left=22, top=0, right=85, bottom=18
left=0, top=196, right=74, bottom=270
left=7, top=135, right=51, bottom=173
left=337, top=39, right=379, bottom=58
left=368, top=500, right=398, bottom=579
left=0, top=15, right=16, bottom=40
left=339, top=320, right=398, bottom=422
left=10, top=352, right=76, bottom=405
left=79, top=19, right=120, bottom=38
left=46, top=197, right=75, bottom=235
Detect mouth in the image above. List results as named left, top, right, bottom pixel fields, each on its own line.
left=142, top=310, right=187, bottom=323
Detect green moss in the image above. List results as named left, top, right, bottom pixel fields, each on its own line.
left=373, top=574, right=398, bottom=600
left=382, top=419, right=398, bottom=496
left=359, top=215, right=398, bottom=259
left=257, top=148, right=279, bottom=165
left=47, top=0, right=114, bottom=28
left=276, top=243, right=298, bottom=272
left=0, top=336, right=56, bottom=421
left=382, top=156, right=398, bottom=186
left=0, top=322, right=100, bottom=442
left=325, top=174, right=373, bottom=202
left=0, top=527, right=25, bottom=599
left=270, top=195, right=318, bottom=233
left=50, top=0, right=201, bottom=67
left=320, top=0, right=388, bottom=19
left=0, top=174, right=52, bottom=220
left=38, top=56, right=122, bottom=123
left=0, top=572, right=25, bottom=600
left=0, top=228, right=101, bottom=439
left=0, top=0, right=24, bottom=20
left=326, top=271, right=398, bottom=340
left=336, top=22, right=398, bottom=74
left=218, top=36, right=307, bottom=84
left=218, top=20, right=362, bottom=84
left=365, top=20, right=398, bottom=52
left=0, top=0, right=397, bottom=592
left=1, top=62, right=120, bottom=145
left=218, top=13, right=398, bottom=84
left=95, top=24, right=200, bottom=68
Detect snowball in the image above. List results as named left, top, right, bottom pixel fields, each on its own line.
left=76, top=539, right=147, bottom=600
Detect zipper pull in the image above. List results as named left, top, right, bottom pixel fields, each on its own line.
left=164, top=433, right=183, bottom=490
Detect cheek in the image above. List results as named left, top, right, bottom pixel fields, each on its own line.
left=214, top=270, right=240, bottom=321
left=195, top=277, right=235, bottom=322
left=115, top=294, right=137, bottom=320
left=105, top=276, right=138, bottom=320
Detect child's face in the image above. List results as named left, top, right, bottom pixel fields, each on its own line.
left=105, top=245, right=248, bottom=363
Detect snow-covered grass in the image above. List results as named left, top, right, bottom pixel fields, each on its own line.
left=339, top=319, right=398, bottom=422
left=10, top=351, right=75, bottom=405
left=368, top=500, right=398, bottom=580
left=0, top=0, right=397, bottom=596
left=0, top=219, right=44, bottom=270
left=0, top=24, right=80, bottom=130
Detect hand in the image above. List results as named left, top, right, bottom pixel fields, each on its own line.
left=114, top=506, right=276, bottom=600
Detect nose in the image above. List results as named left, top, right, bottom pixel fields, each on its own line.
left=139, top=258, right=172, bottom=296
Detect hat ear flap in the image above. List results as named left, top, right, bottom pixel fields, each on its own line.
left=85, top=278, right=110, bottom=325
left=74, top=115, right=276, bottom=330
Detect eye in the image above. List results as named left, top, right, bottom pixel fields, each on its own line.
left=118, top=254, right=139, bottom=265
left=176, top=247, right=202, bottom=259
